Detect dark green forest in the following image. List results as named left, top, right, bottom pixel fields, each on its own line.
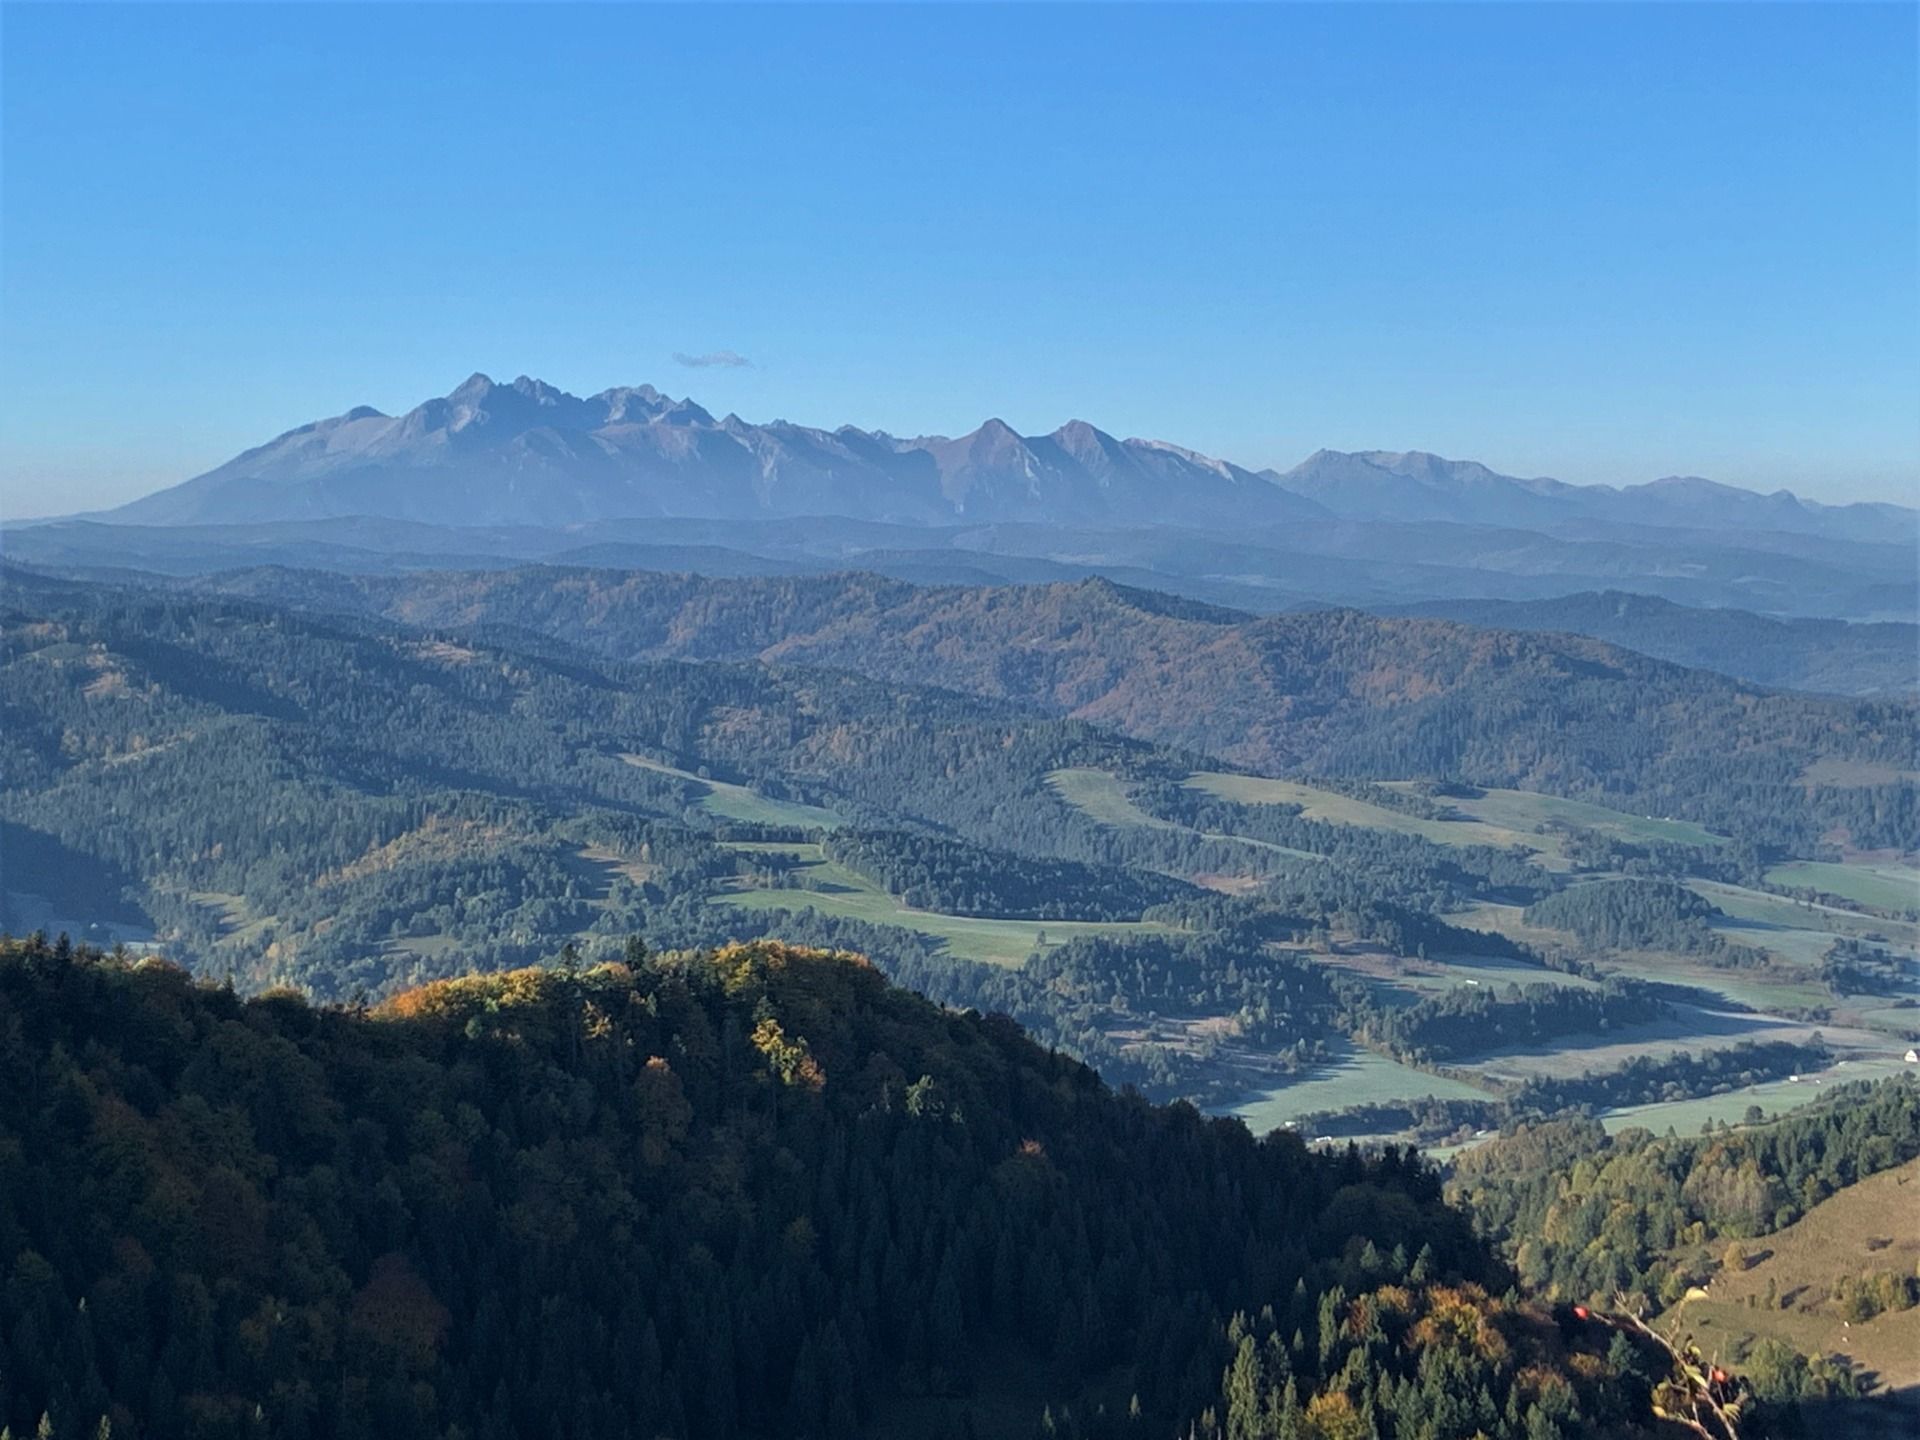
left=0, top=934, right=1670, bottom=1440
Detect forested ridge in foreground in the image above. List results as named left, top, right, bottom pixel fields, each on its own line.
left=0, top=933, right=1735, bottom=1440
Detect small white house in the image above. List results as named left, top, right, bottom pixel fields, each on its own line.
left=1904, top=1048, right=1918, bottom=1064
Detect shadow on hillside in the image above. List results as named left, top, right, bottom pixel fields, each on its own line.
left=1798, top=1386, right=1920, bottom=1439
left=0, top=820, right=151, bottom=935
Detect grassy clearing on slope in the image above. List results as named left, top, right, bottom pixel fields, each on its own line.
left=1185, top=773, right=1543, bottom=852
left=1601, top=1056, right=1914, bottom=1137
left=708, top=849, right=1174, bottom=969
left=1454, top=1003, right=1897, bottom=1086
left=1667, top=1155, right=1920, bottom=1406
left=1057, top=768, right=1723, bottom=869
left=1451, top=896, right=1902, bottom=1014
left=1765, top=861, right=1919, bottom=914
left=1605, top=953, right=1835, bottom=1014
left=189, top=890, right=272, bottom=945
left=1, top=889, right=154, bottom=948
left=1690, top=881, right=1919, bottom=947
left=1046, top=767, right=1173, bottom=828
left=1433, top=786, right=1726, bottom=850
left=1047, top=767, right=1323, bottom=863
left=1314, top=947, right=1597, bottom=1009
left=619, top=754, right=844, bottom=829
left=1229, top=1040, right=1489, bottom=1136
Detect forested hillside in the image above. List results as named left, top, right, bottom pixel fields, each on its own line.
left=0, top=934, right=1663, bottom=1440
left=1450, top=1076, right=1920, bottom=1362
left=187, top=565, right=1920, bottom=850
left=5, top=567, right=1912, bottom=1116
left=1384, top=593, right=1917, bottom=697
left=0, top=572, right=1205, bottom=995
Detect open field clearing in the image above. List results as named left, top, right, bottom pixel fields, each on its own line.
left=1765, top=860, right=1919, bottom=914
left=1425, top=784, right=1726, bottom=850
left=1600, top=953, right=1835, bottom=1013
left=1448, top=899, right=1557, bottom=943
left=1601, top=1055, right=1914, bottom=1135
left=1047, top=767, right=1173, bottom=828
left=190, top=890, right=273, bottom=945
left=1186, top=773, right=1544, bottom=851
left=1229, top=1040, right=1490, bottom=1135
left=0, top=889, right=155, bottom=948
left=709, top=849, right=1173, bottom=968
left=1048, top=767, right=1324, bottom=861
left=1691, top=880, right=1920, bottom=947
left=1845, top=1001, right=1920, bottom=1042
left=1667, top=1156, right=1920, bottom=1410
left=378, top=932, right=461, bottom=962
left=619, top=753, right=844, bottom=829
left=565, top=843, right=658, bottom=894
left=1314, top=946, right=1598, bottom=1007
left=1715, top=918, right=1852, bottom=969
left=1456, top=894, right=1917, bottom=1013
left=1455, top=1005, right=1899, bottom=1086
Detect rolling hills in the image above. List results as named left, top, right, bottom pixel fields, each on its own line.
left=1383, top=592, right=1918, bottom=697
left=185, top=565, right=1920, bottom=851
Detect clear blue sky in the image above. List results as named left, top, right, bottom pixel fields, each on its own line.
left=3, top=2, right=1915, bottom=517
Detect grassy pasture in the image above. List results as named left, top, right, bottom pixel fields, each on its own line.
left=1667, top=1155, right=1920, bottom=1407
left=1046, top=767, right=1173, bottom=829
left=190, top=890, right=272, bottom=945
left=1453, top=1004, right=1891, bottom=1086
left=1434, top=785, right=1725, bottom=850
left=1315, top=947, right=1598, bottom=1009
left=1603, top=953, right=1835, bottom=1014
left=1186, top=773, right=1541, bottom=852
left=1454, top=893, right=1913, bottom=1014
left=1229, top=1040, right=1489, bottom=1136
left=1691, top=880, right=1919, bottom=947
left=1047, top=767, right=1323, bottom=862
left=1, top=889, right=155, bottom=948
left=709, top=847, right=1173, bottom=968
left=619, top=753, right=843, bottom=829
left=1601, top=1056, right=1913, bottom=1137
left=1765, top=860, right=1919, bottom=914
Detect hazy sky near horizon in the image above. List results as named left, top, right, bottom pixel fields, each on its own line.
left=2, top=3, right=1916, bottom=519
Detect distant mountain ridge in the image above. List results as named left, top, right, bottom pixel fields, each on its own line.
left=1274, top=449, right=1914, bottom=540
left=96, top=372, right=1914, bottom=541
left=1379, top=591, right=1918, bottom=696
left=106, top=372, right=1326, bottom=530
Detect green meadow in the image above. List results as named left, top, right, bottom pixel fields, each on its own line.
left=710, top=844, right=1173, bottom=968
left=620, top=753, right=844, bottom=829
left=1764, top=859, right=1918, bottom=914
left=1229, top=1041, right=1489, bottom=1136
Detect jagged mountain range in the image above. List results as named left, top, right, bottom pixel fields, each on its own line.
left=93, top=372, right=1915, bottom=542
left=104, top=373, right=1320, bottom=529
